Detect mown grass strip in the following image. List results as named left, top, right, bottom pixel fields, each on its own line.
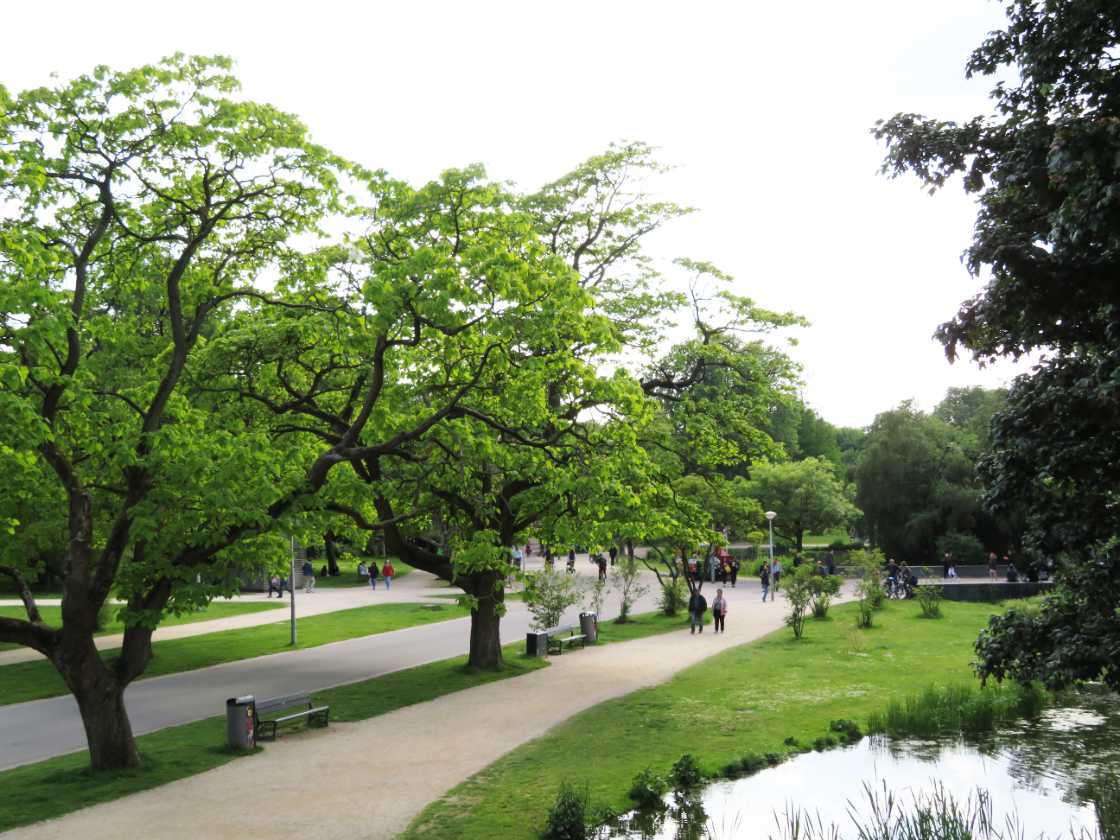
left=0, top=601, right=470, bottom=706
left=0, top=601, right=285, bottom=652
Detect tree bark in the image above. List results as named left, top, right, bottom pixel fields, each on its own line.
left=466, top=571, right=504, bottom=671
left=54, top=634, right=141, bottom=771
left=75, top=682, right=140, bottom=770
left=324, top=533, right=341, bottom=576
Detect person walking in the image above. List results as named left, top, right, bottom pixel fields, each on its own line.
left=712, top=588, right=728, bottom=633
left=770, top=557, right=782, bottom=593
left=688, top=588, right=708, bottom=634
left=368, top=562, right=379, bottom=590
left=596, top=553, right=607, bottom=582
left=381, top=558, right=395, bottom=589
left=730, top=557, right=740, bottom=588
left=759, top=562, right=771, bottom=602
left=566, top=549, right=576, bottom=573
left=301, top=559, right=315, bottom=593
left=988, top=552, right=1000, bottom=581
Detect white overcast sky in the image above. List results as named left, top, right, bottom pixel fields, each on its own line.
left=2, top=0, right=1028, bottom=428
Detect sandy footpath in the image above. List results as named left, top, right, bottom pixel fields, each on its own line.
left=4, top=584, right=802, bottom=840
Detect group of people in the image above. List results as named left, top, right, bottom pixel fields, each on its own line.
left=357, top=559, right=396, bottom=590
left=687, top=587, right=729, bottom=634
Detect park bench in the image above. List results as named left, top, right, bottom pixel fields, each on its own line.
left=545, top=624, right=586, bottom=655
left=254, top=692, right=330, bottom=740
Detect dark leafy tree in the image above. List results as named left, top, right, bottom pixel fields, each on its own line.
left=875, top=0, right=1120, bottom=687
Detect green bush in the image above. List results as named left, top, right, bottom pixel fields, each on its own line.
left=915, top=584, right=944, bottom=618
left=542, top=783, right=589, bottom=840
left=783, top=565, right=816, bottom=639
left=739, top=752, right=767, bottom=774
left=935, top=531, right=987, bottom=566
left=810, top=573, right=841, bottom=618
left=627, top=767, right=667, bottom=809
left=659, top=577, right=687, bottom=617
left=668, top=754, right=702, bottom=790
left=829, top=718, right=863, bottom=744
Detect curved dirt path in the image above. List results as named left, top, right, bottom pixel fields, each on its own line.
left=5, top=581, right=814, bottom=840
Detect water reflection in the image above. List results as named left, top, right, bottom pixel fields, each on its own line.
left=600, top=686, right=1119, bottom=839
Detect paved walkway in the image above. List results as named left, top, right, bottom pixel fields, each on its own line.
left=4, top=580, right=804, bottom=840
left=0, top=559, right=661, bottom=769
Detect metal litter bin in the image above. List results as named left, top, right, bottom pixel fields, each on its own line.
left=526, top=630, right=549, bottom=657
left=226, top=694, right=256, bottom=749
left=579, top=612, right=599, bottom=644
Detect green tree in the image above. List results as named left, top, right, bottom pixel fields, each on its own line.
left=876, top=0, right=1120, bottom=689
left=0, top=57, right=348, bottom=769
left=853, top=405, right=979, bottom=563
left=745, top=458, right=860, bottom=551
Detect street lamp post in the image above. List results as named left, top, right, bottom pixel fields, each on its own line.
left=289, top=535, right=298, bottom=646
left=765, top=511, right=777, bottom=569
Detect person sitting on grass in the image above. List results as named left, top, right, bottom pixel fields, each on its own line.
left=357, top=560, right=367, bottom=579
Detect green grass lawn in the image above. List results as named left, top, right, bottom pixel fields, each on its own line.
left=402, top=599, right=1005, bottom=840
left=0, top=601, right=470, bottom=706
left=0, top=608, right=689, bottom=832
left=0, top=600, right=285, bottom=652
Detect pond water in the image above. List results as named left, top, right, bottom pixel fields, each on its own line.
left=600, top=686, right=1120, bottom=839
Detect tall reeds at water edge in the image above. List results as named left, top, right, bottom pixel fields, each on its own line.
left=866, top=682, right=1046, bottom=738
left=766, top=780, right=1113, bottom=840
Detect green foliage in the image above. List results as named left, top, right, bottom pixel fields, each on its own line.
left=667, top=754, right=702, bottom=790
left=866, top=682, right=1046, bottom=739
left=853, top=550, right=884, bottom=628
left=524, top=570, right=585, bottom=631
left=542, top=783, right=589, bottom=840
left=627, top=768, right=668, bottom=809
left=659, top=576, right=688, bottom=617
left=783, top=565, right=815, bottom=639
left=810, top=572, right=841, bottom=619
left=915, top=584, right=944, bottom=619
left=744, top=458, right=861, bottom=551
left=854, top=406, right=983, bottom=564
left=876, top=0, right=1120, bottom=689
left=609, top=555, right=648, bottom=624
left=935, top=532, right=986, bottom=567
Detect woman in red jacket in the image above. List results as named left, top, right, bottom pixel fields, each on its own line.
left=381, top=559, right=395, bottom=589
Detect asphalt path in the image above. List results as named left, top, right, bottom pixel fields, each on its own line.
left=0, top=562, right=682, bottom=770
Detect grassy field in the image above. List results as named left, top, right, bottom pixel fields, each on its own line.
left=0, top=600, right=285, bottom=652
left=402, top=599, right=1004, bottom=840
left=0, top=609, right=689, bottom=832
left=0, top=601, right=470, bottom=706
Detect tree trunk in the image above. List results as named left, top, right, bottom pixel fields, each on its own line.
left=324, top=533, right=340, bottom=576
left=467, top=571, right=504, bottom=671
left=75, top=683, right=140, bottom=770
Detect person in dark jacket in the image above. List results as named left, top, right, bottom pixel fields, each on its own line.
left=688, top=589, right=708, bottom=634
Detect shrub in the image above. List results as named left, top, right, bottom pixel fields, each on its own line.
left=583, top=577, right=608, bottom=618
left=810, top=572, right=841, bottom=618
left=812, top=735, right=837, bottom=751
left=542, top=783, right=589, bottom=840
left=915, top=584, right=944, bottom=618
left=783, top=565, right=816, bottom=639
left=668, top=754, right=702, bottom=790
left=935, top=531, right=987, bottom=566
left=764, top=752, right=782, bottom=766
left=854, top=549, right=884, bottom=628
left=524, top=569, right=584, bottom=630
left=829, top=719, right=863, bottom=744
left=610, top=555, right=648, bottom=624
left=628, top=767, right=668, bottom=809
left=659, top=576, right=688, bottom=617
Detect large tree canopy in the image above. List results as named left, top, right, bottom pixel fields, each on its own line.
left=876, top=0, right=1120, bottom=687
left=745, top=457, right=860, bottom=551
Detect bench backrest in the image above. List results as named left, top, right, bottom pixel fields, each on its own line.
left=542, top=624, right=576, bottom=636
left=256, top=693, right=313, bottom=715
